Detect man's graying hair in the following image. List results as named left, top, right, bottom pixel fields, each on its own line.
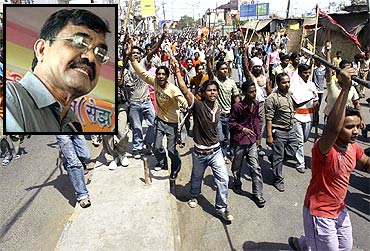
left=31, top=8, right=111, bottom=71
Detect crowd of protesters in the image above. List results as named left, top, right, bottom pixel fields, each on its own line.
left=2, top=20, right=370, bottom=250
left=116, top=26, right=370, bottom=250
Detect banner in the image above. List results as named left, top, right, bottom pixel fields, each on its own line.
left=158, top=20, right=173, bottom=29
left=140, top=0, right=156, bottom=17
left=6, top=19, right=115, bottom=133
left=289, top=23, right=300, bottom=30
left=240, top=3, right=269, bottom=20
left=319, top=10, right=362, bottom=47
left=5, top=70, right=115, bottom=133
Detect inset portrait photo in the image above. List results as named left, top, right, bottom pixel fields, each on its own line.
left=4, top=4, right=117, bottom=134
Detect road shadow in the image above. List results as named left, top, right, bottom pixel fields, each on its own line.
left=0, top=159, right=69, bottom=240
left=46, top=141, right=59, bottom=149
left=346, top=192, right=370, bottom=223
left=347, top=169, right=370, bottom=222
left=350, top=169, right=370, bottom=194
left=172, top=180, right=191, bottom=202
left=172, top=178, right=232, bottom=224
left=259, top=157, right=274, bottom=186
left=25, top=164, right=76, bottom=207
left=243, top=240, right=290, bottom=250
left=18, top=147, right=28, bottom=156
left=222, top=223, right=237, bottom=251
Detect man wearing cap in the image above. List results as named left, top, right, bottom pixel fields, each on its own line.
left=242, top=50, right=271, bottom=156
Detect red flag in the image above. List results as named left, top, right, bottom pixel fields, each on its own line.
left=319, top=10, right=362, bottom=47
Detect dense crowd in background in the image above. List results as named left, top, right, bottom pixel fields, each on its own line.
left=1, top=19, right=370, bottom=250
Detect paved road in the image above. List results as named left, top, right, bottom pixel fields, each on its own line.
left=0, top=136, right=73, bottom=251
left=0, top=135, right=98, bottom=251
left=174, top=85, right=370, bottom=251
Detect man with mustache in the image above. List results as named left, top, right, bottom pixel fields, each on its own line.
left=265, top=72, right=299, bottom=192
left=6, top=8, right=110, bottom=132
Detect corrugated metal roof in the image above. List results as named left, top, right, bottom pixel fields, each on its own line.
left=240, top=19, right=272, bottom=31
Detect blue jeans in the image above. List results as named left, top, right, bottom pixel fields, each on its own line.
left=128, top=99, right=155, bottom=152
left=190, top=148, right=229, bottom=211
left=217, top=115, right=230, bottom=157
left=56, top=135, right=91, bottom=201
left=237, top=66, right=244, bottom=84
left=153, top=117, right=181, bottom=172
left=295, top=120, right=312, bottom=169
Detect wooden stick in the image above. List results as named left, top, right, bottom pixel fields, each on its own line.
left=243, top=19, right=250, bottom=45
left=310, top=4, right=320, bottom=81
left=143, top=157, right=151, bottom=184
left=247, top=21, right=259, bottom=44
left=123, top=0, right=133, bottom=30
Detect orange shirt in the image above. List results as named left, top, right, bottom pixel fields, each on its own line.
left=192, top=58, right=202, bottom=67
left=304, top=141, right=364, bottom=218
left=190, top=74, right=209, bottom=100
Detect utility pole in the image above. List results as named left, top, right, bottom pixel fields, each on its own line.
left=286, top=0, right=290, bottom=20
left=367, top=0, right=370, bottom=48
left=186, top=2, right=200, bottom=25
left=161, top=1, right=166, bottom=20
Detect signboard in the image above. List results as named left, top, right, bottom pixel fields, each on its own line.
left=140, top=0, right=156, bottom=17
left=5, top=70, right=115, bottom=133
left=240, top=3, right=269, bottom=20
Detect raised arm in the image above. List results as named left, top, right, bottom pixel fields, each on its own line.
left=206, top=47, right=215, bottom=80
left=171, top=58, right=194, bottom=106
left=325, top=42, right=333, bottom=83
left=240, top=46, right=254, bottom=82
left=126, top=37, right=156, bottom=86
left=318, top=67, right=357, bottom=154
left=146, top=28, right=168, bottom=62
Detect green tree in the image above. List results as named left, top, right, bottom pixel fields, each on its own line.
left=178, top=15, right=195, bottom=30
left=234, top=18, right=246, bottom=27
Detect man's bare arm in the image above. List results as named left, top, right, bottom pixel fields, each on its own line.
left=318, top=67, right=357, bottom=154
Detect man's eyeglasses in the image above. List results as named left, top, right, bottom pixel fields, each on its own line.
left=51, top=35, right=109, bottom=64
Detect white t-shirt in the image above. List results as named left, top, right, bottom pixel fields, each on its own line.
left=323, top=78, right=359, bottom=116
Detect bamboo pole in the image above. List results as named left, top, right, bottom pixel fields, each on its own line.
left=123, top=0, right=133, bottom=30
left=247, top=20, right=259, bottom=45
left=243, top=19, right=250, bottom=45
left=310, top=4, right=320, bottom=81
left=143, top=157, right=151, bottom=185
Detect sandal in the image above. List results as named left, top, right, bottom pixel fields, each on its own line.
left=2, top=156, right=12, bottom=166
left=79, top=198, right=91, bottom=208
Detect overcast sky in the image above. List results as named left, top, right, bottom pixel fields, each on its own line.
left=156, top=0, right=352, bottom=21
